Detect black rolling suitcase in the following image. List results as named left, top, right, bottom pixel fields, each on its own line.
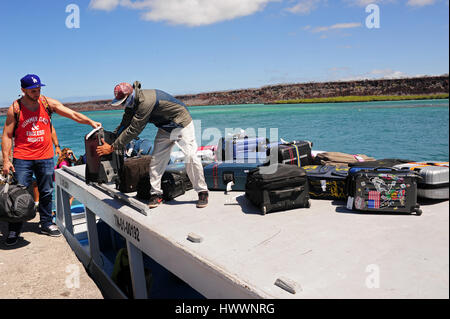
left=346, top=167, right=423, bottom=215
left=85, top=127, right=121, bottom=184
left=267, top=140, right=313, bottom=167
left=302, top=165, right=349, bottom=200
left=245, top=164, right=310, bottom=215
left=119, top=155, right=152, bottom=193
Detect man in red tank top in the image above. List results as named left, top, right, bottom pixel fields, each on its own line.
left=1, top=74, right=101, bottom=246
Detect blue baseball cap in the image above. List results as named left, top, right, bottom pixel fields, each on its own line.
left=20, top=74, right=46, bottom=89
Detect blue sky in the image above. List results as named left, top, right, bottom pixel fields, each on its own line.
left=0, top=0, right=448, bottom=106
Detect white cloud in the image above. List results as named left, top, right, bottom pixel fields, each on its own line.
left=347, top=0, right=441, bottom=7
left=406, top=0, right=436, bottom=6
left=343, top=0, right=394, bottom=7
left=339, top=69, right=412, bottom=81
left=286, top=0, right=322, bottom=14
left=89, top=0, right=278, bottom=26
left=311, top=22, right=362, bottom=32
left=370, top=69, right=408, bottom=78
left=89, top=0, right=120, bottom=11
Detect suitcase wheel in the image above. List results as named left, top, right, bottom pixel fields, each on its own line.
left=305, top=199, right=311, bottom=208
left=261, top=205, right=267, bottom=215
left=414, top=208, right=423, bottom=216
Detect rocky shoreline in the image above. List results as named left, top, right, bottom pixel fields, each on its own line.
left=1, top=75, right=448, bottom=115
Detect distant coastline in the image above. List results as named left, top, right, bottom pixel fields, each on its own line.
left=1, top=75, right=448, bottom=115
left=273, top=94, right=449, bottom=104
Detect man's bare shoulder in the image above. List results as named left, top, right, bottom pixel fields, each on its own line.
left=43, top=96, right=60, bottom=106
left=3, top=103, right=17, bottom=124
left=43, top=96, right=64, bottom=112
left=6, top=103, right=15, bottom=116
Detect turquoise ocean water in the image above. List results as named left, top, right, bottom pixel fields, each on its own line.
left=1, top=99, right=448, bottom=162
left=1, top=99, right=447, bottom=298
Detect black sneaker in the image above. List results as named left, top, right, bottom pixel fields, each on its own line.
left=148, top=194, right=163, bottom=209
left=5, top=231, right=20, bottom=246
left=196, top=191, right=209, bottom=208
left=40, top=224, right=62, bottom=237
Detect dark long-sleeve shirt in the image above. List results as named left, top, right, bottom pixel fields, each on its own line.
left=112, top=84, right=192, bottom=151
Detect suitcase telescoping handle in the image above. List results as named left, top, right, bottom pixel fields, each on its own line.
left=97, top=129, right=105, bottom=146
left=271, top=186, right=305, bottom=198
left=362, top=166, right=421, bottom=180
left=369, top=167, right=398, bottom=171
left=85, top=126, right=103, bottom=141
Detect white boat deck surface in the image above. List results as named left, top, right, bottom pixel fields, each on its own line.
left=56, top=165, right=449, bottom=299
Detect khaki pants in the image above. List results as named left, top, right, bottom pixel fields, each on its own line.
left=149, top=121, right=208, bottom=195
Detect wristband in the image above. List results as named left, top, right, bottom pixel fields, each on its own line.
left=55, top=144, right=61, bottom=148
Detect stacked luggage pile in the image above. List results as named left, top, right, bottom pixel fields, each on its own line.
left=85, top=128, right=449, bottom=216
left=198, top=133, right=448, bottom=216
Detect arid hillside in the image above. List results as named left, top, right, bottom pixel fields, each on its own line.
left=1, top=75, right=448, bottom=115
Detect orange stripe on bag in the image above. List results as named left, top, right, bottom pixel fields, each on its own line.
left=407, top=162, right=449, bottom=170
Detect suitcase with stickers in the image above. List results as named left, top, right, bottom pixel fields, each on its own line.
left=346, top=168, right=422, bottom=215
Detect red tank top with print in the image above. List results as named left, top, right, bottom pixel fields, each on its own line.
left=13, top=97, right=54, bottom=160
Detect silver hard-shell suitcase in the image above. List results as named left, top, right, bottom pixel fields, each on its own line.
left=394, top=162, right=449, bottom=199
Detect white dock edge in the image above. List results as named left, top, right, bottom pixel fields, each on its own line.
left=55, top=165, right=449, bottom=299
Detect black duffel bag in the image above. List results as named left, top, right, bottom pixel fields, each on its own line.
left=0, top=175, right=36, bottom=223
left=161, top=164, right=193, bottom=201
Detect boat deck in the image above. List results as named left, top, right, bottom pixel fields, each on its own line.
left=55, top=165, right=449, bottom=299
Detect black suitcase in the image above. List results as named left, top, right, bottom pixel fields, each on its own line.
left=85, top=127, right=121, bottom=184
left=245, top=164, right=310, bottom=215
left=118, top=155, right=152, bottom=193
left=346, top=167, right=423, bottom=215
left=161, top=164, right=193, bottom=201
left=303, top=165, right=349, bottom=200
left=267, top=140, right=313, bottom=167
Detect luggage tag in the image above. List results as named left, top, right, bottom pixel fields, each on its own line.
left=346, top=196, right=354, bottom=210
left=320, top=180, right=327, bottom=192
left=353, top=155, right=365, bottom=162
left=225, top=181, right=235, bottom=194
